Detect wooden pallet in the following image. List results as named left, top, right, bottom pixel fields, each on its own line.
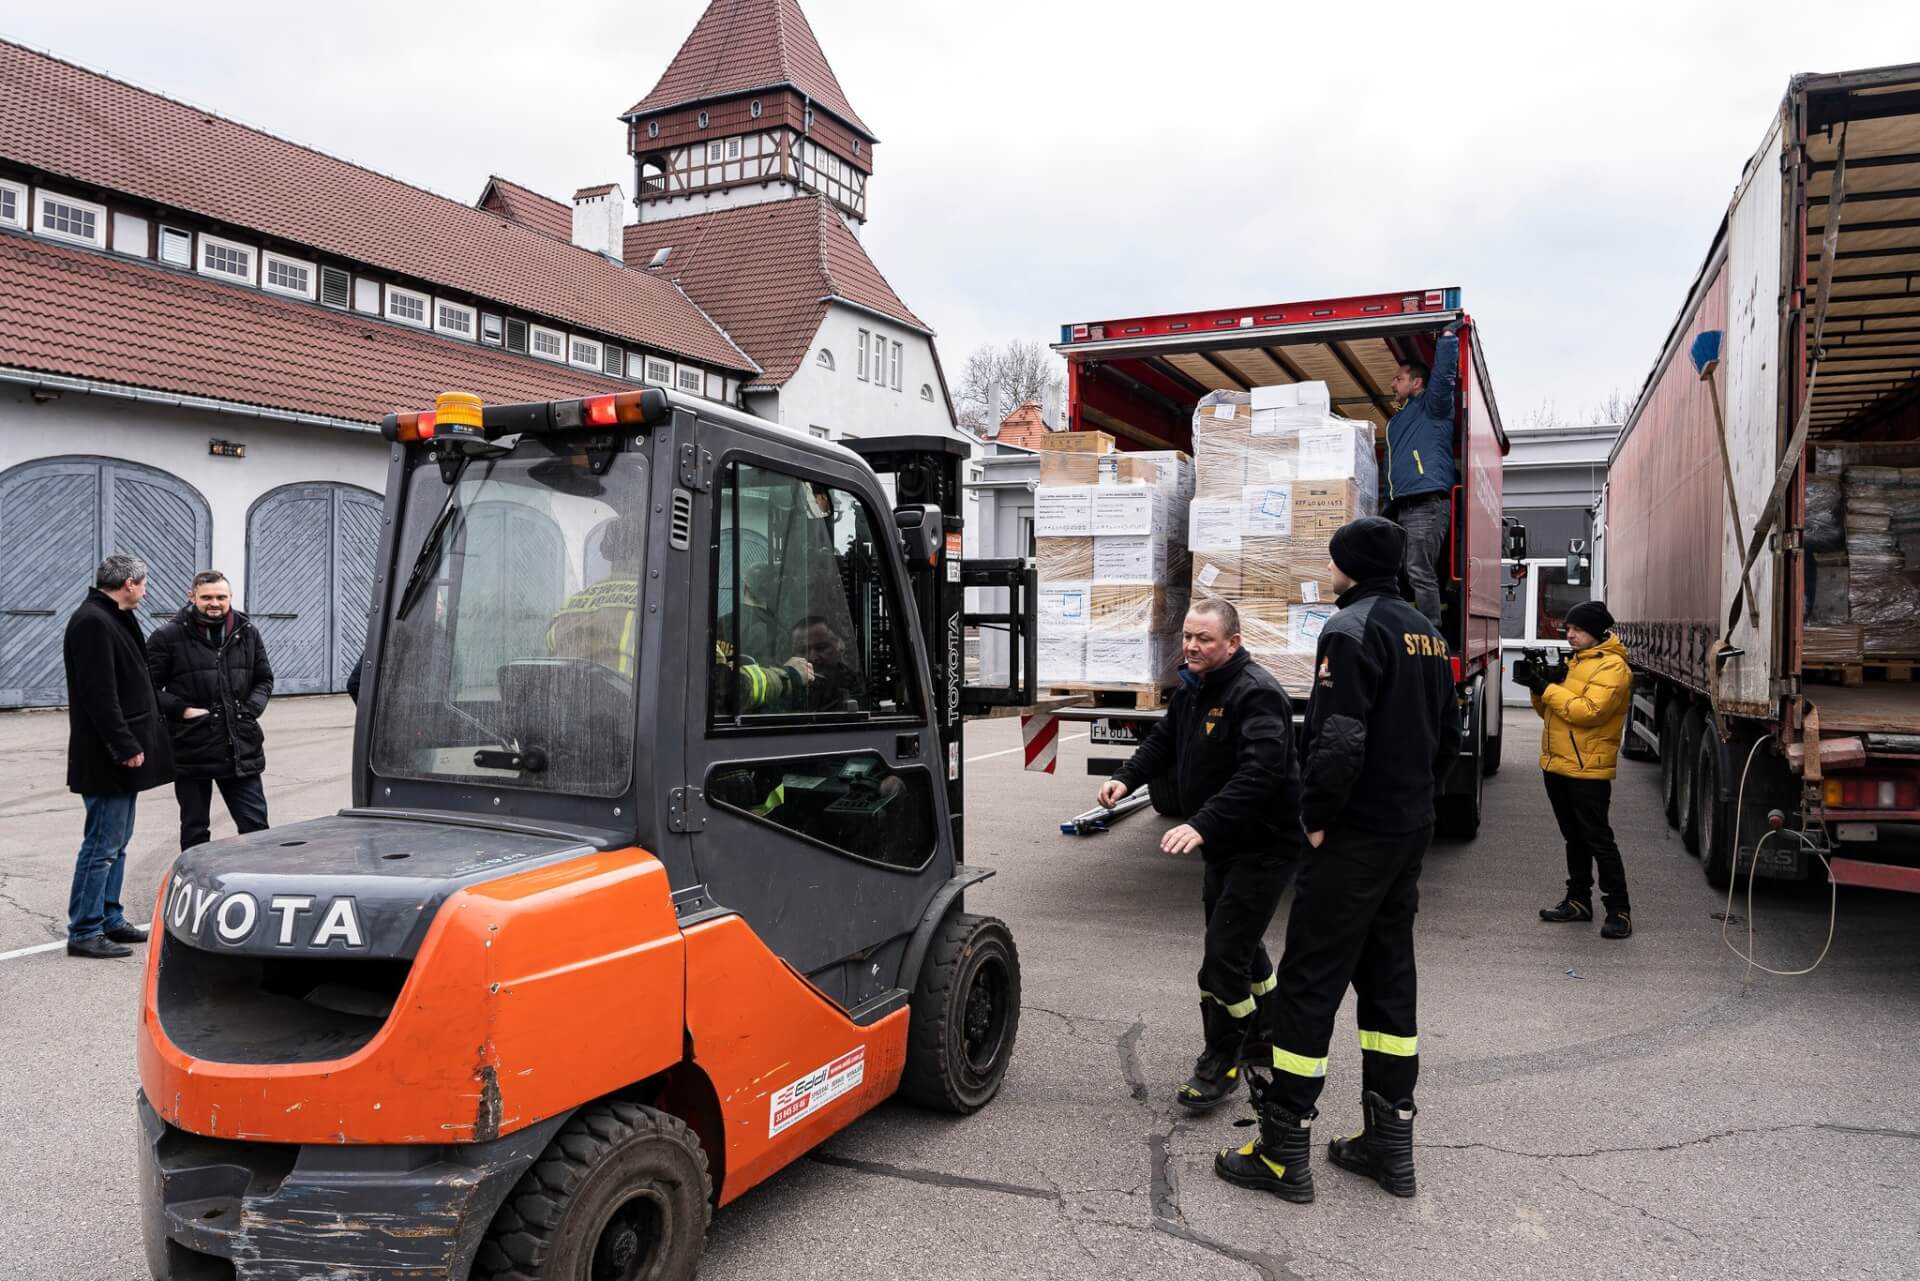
left=1804, top=658, right=1918, bottom=688
left=1044, top=683, right=1173, bottom=710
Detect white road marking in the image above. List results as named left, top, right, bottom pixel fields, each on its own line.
left=967, top=732, right=1086, bottom=764
left=0, top=922, right=152, bottom=964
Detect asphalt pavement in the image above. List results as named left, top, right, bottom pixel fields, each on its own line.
left=1, top=697, right=1915, bottom=1280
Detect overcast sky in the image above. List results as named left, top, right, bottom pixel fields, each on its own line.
left=10, top=1, right=1920, bottom=424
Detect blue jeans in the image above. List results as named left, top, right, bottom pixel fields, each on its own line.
left=68, top=793, right=137, bottom=942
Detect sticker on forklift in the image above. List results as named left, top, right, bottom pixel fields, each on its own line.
left=769, top=1046, right=866, bottom=1137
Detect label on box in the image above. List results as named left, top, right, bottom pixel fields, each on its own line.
left=1038, top=584, right=1090, bottom=628
left=1288, top=604, right=1335, bottom=653
left=1094, top=535, right=1165, bottom=582
left=1298, top=424, right=1359, bottom=479
left=1267, top=458, right=1296, bottom=481
left=1212, top=402, right=1237, bottom=420
left=1035, top=486, right=1093, bottom=536
left=1196, top=562, right=1222, bottom=588
left=1091, top=485, right=1157, bottom=536
left=1242, top=485, right=1294, bottom=536
left=1189, top=500, right=1244, bottom=550
left=1301, top=581, right=1321, bottom=604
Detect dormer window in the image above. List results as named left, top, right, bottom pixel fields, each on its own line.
left=385, top=285, right=429, bottom=328
left=197, top=233, right=256, bottom=285
left=262, top=251, right=317, bottom=300
left=0, top=179, right=25, bottom=230
left=530, top=325, right=566, bottom=362
left=643, top=356, right=673, bottom=386
left=677, top=366, right=703, bottom=394
left=435, top=299, right=476, bottom=339
left=480, top=313, right=504, bottom=345
left=570, top=336, right=604, bottom=370
left=36, top=190, right=108, bottom=249
left=159, top=227, right=192, bottom=267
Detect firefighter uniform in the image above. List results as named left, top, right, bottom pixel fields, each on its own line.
left=1110, top=646, right=1303, bottom=1111
left=1216, top=517, right=1458, bottom=1204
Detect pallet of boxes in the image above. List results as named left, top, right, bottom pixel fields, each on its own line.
left=1034, top=432, right=1195, bottom=706
left=1804, top=443, right=1920, bottom=684
left=1185, top=383, right=1379, bottom=694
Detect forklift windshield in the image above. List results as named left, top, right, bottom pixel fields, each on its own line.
left=370, top=442, right=648, bottom=797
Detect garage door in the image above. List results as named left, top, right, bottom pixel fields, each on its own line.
left=0, top=457, right=211, bottom=708
left=247, top=484, right=382, bottom=696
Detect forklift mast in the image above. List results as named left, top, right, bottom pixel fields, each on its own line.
left=845, top=437, right=1037, bottom=851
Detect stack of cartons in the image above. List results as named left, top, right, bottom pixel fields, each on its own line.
left=1033, top=433, right=1194, bottom=690
left=1807, top=444, right=1920, bottom=660
left=1186, top=386, right=1378, bottom=690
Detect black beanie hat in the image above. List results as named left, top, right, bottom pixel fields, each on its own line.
left=1329, top=516, right=1406, bottom=582
left=1565, top=600, right=1614, bottom=636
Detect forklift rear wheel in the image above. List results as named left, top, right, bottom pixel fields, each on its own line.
left=474, top=1101, right=711, bottom=1281
left=1148, top=773, right=1181, bottom=817
left=899, top=912, right=1021, bottom=1114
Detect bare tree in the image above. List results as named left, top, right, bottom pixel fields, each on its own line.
left=1522, top=400, right=1569, bottom=431
left=956, top=339, right=1065, bottom=434
left=1589, top=386, right=1635, bottom=426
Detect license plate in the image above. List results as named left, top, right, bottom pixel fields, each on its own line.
left=1089, top=717, right=1142, bottom=748
left=1742, top=843, right=1805, bottom=879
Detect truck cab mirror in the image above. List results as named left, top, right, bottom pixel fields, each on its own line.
left=1565, top=538, right=1588, bottom=588
left=1502, top=517, right=1529, bottom=562
left=894, top=504, right=942, bottom=572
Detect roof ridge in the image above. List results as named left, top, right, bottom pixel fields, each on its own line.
left=814, top=197, right=838, bottom=300
left=484, top=174, right=568, bottom=204
left=816, top=202, right=933, bottom=334
left=668, top=279, right=763, bottom=376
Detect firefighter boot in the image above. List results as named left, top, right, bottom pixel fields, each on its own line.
left=1327, top=1090, right=1418, bottom=1197
left=1176, top=999, right=1245, bottom=1112
left=1213, top=1094, right=1316, bottom=1203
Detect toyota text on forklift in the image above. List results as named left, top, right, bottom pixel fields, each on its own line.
left=134, top=387, right=1038, bottom=1280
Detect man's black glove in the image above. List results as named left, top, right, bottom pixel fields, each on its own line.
left=1516, top=666, right=1547, bottom=696
left=1546, top=661, right=1569, bottom=687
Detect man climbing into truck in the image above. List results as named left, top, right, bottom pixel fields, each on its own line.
left=1384, top=320, right=1462, bottom=630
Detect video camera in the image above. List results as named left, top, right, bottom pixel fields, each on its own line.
left=1517, top=647, right=1568, bottom=690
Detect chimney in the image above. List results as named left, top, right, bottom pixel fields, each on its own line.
left=1042, top=384, right=1062, bottom=431
left=571, top=184, right=625, bottom=262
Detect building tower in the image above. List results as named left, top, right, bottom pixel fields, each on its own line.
left=621, top=0, right=877, bottom=226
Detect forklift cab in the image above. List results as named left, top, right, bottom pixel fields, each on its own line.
left=138, top=388, right=1033, bottom=1281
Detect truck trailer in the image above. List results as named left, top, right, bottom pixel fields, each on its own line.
left=1608, top=62, right=1920, bottom=893
left=1049, top=289, right=1518, bottom=836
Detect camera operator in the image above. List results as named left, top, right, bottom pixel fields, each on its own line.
left=1515, top=601, right=1634, bottom=939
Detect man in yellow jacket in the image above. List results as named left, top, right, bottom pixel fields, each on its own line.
left=1517, top=600, right=1635, bottom=939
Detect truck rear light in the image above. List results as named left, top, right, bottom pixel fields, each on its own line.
left=379, top=411, right=436, bottom=443
left=1823, top=777, right=1919, bottom=809
left=1450, top=656, right=1463, bottom=683
left=580, top=391, right=655, bottom=426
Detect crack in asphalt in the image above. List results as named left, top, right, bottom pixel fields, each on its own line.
left=1554, top=1169, right=1703, bottom=1243
left=807, top=1153, right=1061, bottom=1202
left=1416, top=1120, right=1920, bottom=1161
left=1118, top=1019, right=1148, bottom=1102
left=0, top=872, right=62, bottom=939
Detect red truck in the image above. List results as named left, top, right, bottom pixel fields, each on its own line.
left=1608, top=62, right=1920, bottom=892
left=1051, top=287, right=1518, bottom=837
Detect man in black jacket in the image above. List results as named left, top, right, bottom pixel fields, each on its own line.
left=1100, top=599, right=1302, bottom=1111
left=1216, top=516, right=1458, bottom=1204
left=147, top=571, right=274, bottom=850
left=63, top=553, right=175, bottom=959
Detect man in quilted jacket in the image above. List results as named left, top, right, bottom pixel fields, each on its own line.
left=1517, top=600, right=1634, bottom=938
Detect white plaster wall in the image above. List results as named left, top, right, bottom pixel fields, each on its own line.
left=637, top=181, right=802, bottom=223
left=774, top=305, right=960, bottom=442
left=0, top=384, right=390, bottom=608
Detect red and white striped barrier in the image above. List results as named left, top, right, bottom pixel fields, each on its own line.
left=1022, top=710, right=1059, bottom=773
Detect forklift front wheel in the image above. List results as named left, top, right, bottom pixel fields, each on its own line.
left=474, top=1101, right=712, bottom=1281
left=899, top=912, right=1021, bottom=1114
left=1148, top=773, right=1182, bottom=817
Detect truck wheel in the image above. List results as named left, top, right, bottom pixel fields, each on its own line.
left=1148, top=773, right=1182, bottom=816
left=1660, top=702, right=1685, bottom=828
left=1678, top=708, right=1707, bottom=855
left=474, top=1101, right=711, bottom=1281
left=899, top=912, right=1020, bottom=1114
left=1698, top=734, right=1734, bottom=890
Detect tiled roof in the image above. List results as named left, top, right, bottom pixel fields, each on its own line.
left=994, top=401, right=1054, bottom=449
left=0, top=40, right=756, bottom=374
left=477, top=176, right=573, bottom=243
left=623, top=0, right=872, bottom=137
left=623, top=196, right=926, bottom=387
left=0, top=232, right=635, bottom=425
left=573, top=183, right=618, bottom=199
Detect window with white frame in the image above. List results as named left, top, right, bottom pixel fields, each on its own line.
left=197, top=233, right=256, bottom=284
left=481, top=313, right=504, bottom=345
left=872, top=333, right=887, bottom=391
left=920, top=384, right=935, bottom=402
left=262, top=251, right=317, bottom=299
left=643, top=356, right=673, bottom=385
left=809, top=425, right=831, bottom=440
left=890, top=341, right=902, bottom=391
left=112, top=211, right=149, bottom=257
left=159, top=227, right=192, bottom=267
left=36, top=190, right=108, bottom=249
left=677, top=366, right=703, bottom=393
left=570, top=336, right=603, bottom=369
left=727, top=137, right=741, bottom=159
left=708, top=141, right=723, bottom=162
left=530, top=325, right=566, bottom=361
left=817, top=349, right=835, bottom=371
left=0, top=179, right=24, bottom=230
left=434, top=299, right=476, bottom=339
left=857, top=329, right=870, bottom=381
left=385, top=285, right=429, bottom=328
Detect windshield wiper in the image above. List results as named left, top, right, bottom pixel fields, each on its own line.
left=396, top=456, right=472, bottom=620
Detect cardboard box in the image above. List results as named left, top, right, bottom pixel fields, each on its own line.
left=1037, top=581, right=1091, bottom=631
left=1039, top=451, right=1099, bottom=486
left=1242, top=483, right=1295, bottom=537
left=1130, top=450, right=1195, bottom=496
left=1093, top=534, right=1168, bottom=584
left=1296, top=419, right=1376, bottom=483
left=1292, top=480, right=1370, bottom=535
left=1038, top=627, right=1087, bottom=684
left=1189, top=499, right=1244, bottom=551
left=1035, top=486, right=1094, bottom=536
left=1037, top=537, right=1094, bottom=582
left=1190, top=541, right=1290, bottom=598
left=1091, top=484, right=1160, bottom=536
left=1085, top=632, right=1180, bottom=685
left=1096, top=455, right=1154, bottom=486
left=1034, top=430, right=1115, bottom=454
left=1090, top=585, right=1173, bottom=632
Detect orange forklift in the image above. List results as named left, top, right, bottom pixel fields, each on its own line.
left=136, top=388, right=1038, bottom=1280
